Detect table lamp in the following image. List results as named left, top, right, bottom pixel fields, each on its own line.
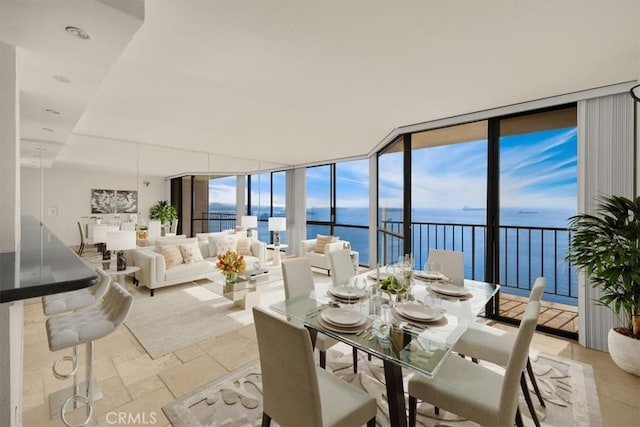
left=93, top=225, right=119, bottom=269
left=268, top=217, right=286, bottom=246
left=241, top=215, right=258, bottom=238
left=106, top=231, right=136, bottom=271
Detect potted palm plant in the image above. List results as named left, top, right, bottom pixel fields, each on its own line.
left=566, top=194, right=640, bottom=376
left=149, top=200, right=178, bottom=233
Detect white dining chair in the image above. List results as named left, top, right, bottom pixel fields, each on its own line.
left=328, top=249, right=355, bottom=285
left=252, top=306, right=377, bottom=427
left=408, top=300, right=542, bottom=427
left=120, top=221, right=136, bottom=231
left=427, top=248, right=464, bottom=286
left=147, top=220, right=162, bottom=240
left=282, top=258, right=362, bottom=372
left=452, top=277, right=547, bottom=425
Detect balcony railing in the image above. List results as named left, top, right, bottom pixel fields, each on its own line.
left=192, top=212, right=237, bottom=234
left=380, top=220, right=578, bottom=306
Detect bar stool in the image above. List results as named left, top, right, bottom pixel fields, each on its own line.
left=42, top=269, right=111, bottom=397
left=46, top=281, right=133, bottom=426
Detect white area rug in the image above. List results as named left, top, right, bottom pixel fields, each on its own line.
left=124, top=270, right=282, bottom=359
left=163, top=349, right=602, bottom=427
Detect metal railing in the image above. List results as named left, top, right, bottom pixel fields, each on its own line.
left=192, top=212, right=237, bottom=234
left=380, top=220, right=578, bottom=306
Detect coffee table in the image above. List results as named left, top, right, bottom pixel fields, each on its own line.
left=213, top=268, right=277, bottom=309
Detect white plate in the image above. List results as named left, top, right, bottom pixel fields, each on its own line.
left=430, top=282, right=470, bottom=297
left=321, top=308, right=366, bottom=326
left=391, top=308, right=445, bottom=326
left=329, top=286, right=367, bottom=300
left=367, top=272, right=390, bottom=281
left=415, top=271, right=447, bottom=281
left=395, top=303, right=440, bottom=321
left=318, top=317, right=371, bottom=334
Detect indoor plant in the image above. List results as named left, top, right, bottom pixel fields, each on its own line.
left=149, top=200, right=178, bottom=229
left=565, top=194, right=640, bottom=375
left=216, top=250, right=246, bottom=285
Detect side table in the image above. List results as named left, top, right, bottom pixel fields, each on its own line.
left=266, top=244, right=288, bottom=267
left=104, top=265, right=140, bottom=285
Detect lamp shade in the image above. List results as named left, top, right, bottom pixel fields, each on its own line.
left=268, top=217, right=286, bottom=232
left=93, top=225, right=119, bottom=243
left=106, top=231, right=136, bottom=251
left=241, top=215, right=258, bottom=229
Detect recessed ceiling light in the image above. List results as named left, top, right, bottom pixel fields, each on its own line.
left=65, top=26, right=91, bottom=40
left=52, top=75, right=71, bottom=83
left=35, top=147, right=47, bottom=151
left=45, top=109, right=60, bottom=115
left=41, top=127, right=54, bottom=132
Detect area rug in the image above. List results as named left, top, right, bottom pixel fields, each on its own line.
left=162, top=349, right=602, bottom=427
left=124, top=282, right=256, bottom=359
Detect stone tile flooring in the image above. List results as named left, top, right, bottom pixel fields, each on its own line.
left=21, top=274, right=639, bottom=426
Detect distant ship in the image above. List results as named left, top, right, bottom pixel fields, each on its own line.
left=519, top=210, right=539, bottom=214
left=462, top=206, right=486, bottom=211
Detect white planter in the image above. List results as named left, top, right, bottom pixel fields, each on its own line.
left=608, top=328, right=640, bottom=376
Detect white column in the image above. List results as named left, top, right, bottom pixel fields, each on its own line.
left=368, top=155, right=378, bottom=267
left=577, top=92, right=635, bottom=351
left=286, top=168, right=306, bottom=256
left=0, top=40, right=23, bottom=427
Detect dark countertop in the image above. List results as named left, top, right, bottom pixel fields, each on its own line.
left=0, top=216, right=99, bottom=303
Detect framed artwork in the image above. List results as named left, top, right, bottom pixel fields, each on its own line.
left=91, top=189, right=115, bottom=213
left=116, top=190, right=138, bottom=213
left=91, top=189, right=138, bottom=214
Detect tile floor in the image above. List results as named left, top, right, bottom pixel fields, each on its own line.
left=21, top=275, right=640, bottom=426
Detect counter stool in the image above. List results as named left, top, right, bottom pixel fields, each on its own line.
left=46, top=281, right=133, bottom=426
left=42, top=268, right=111, bottom=417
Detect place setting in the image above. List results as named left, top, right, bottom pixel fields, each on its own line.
left=391, top=302, right=447, bottom=329
left=317, top=307, right=372, bottom=334
left=428, top=282, right=473, bottom=300
left=327, top=277, right=369, bottom=304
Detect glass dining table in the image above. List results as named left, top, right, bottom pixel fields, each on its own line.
left=270, top=272, right=500, bottom=427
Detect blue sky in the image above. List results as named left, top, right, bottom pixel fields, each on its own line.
left=381, top=127, right=577, bottom=209
left=209, top=127, right=577, bottom=211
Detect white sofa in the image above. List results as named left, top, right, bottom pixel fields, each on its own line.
left=134, top=233, right=266, bottom=296
left=300, top=238, right=350, bottom=274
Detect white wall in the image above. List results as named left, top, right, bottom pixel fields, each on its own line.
left=21, top=166, right=165, bottom=246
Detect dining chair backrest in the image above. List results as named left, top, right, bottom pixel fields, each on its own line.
left=253, top=306, right=323, bottom=426
left=427, top=249, right=464, bottom=286
left=120, top=221, right=136, bottom=231
left=77, top=222, right=86, bottom=244
left=498, top=300, right=541, bottom=426
left=282, top=257, right=315, bottom=300
left=147, top=220, right=162, bottom=239
left=328, top=249, right=354, bottom=285
left=530, top=276, right=546, bottom=302
left=171, top=219, right=179, bottom=234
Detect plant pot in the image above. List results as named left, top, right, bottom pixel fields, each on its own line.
left=608, top=328, right=640, bottom=376
left=225, top=271, right=237, bottom=285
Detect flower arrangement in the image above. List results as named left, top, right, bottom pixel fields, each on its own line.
left=216, top=250, right=246, bottom=274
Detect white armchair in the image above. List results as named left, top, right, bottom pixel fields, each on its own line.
left=299, top=237, right=349, bottom=274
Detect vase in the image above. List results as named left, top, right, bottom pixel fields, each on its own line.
left=226, top=271, right=237, bottom=285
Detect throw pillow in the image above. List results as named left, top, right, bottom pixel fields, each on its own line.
left=157, top=245, right=183, bottom=269
left=179, top=242, right=204, bottom=264
left=314, top=234, right=338, bottom=253
left=236, top=238, right=253, bottom=256
left=211, top=237, right=237, bottom=256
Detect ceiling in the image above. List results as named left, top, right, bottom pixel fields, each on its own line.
left=1, top=1, right=638, bottom=177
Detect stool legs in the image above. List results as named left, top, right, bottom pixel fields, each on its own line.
left=60, top=341, right=94, bottom=427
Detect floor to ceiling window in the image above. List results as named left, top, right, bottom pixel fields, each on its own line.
left=306, top=160, right=370, bottom=265
left=208, top=175, right=237, bottom=231
left=377, top=103, right=578, bottom=338
left=248, top=171, right=286, bottom=244
left=496, top=107, right=578, bottom=326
